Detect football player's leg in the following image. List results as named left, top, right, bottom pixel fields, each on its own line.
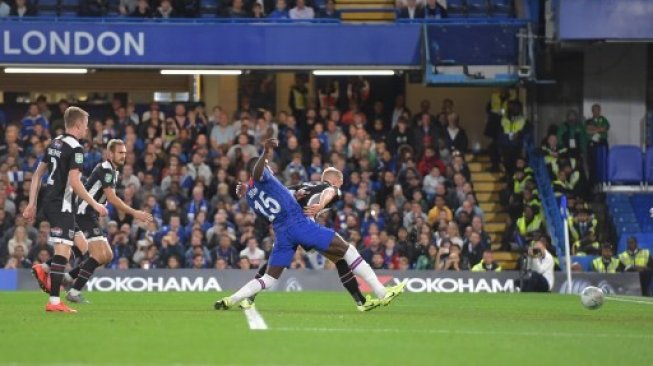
left=246, top=261, right=268, bottom=305
left=322, top=251, right=366, bottom=306
left=66, top=232, right=88, bottom=284
left=322, top=233, right=389, bottom=299
left=216, top=233, right=288, bottom=310
left=68, top=235, right=111, bottom=303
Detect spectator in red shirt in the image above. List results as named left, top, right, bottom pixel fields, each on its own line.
left=417, top=146, right=446, bottom=177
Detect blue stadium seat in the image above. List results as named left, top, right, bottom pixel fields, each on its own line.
left=608, top=145, right=643, bottom=184
left=200, top=0, right=218, bottom=18
left=595, top=144, right=609, bottom=184
left=37, top=0, right=60, bottom=16
left=490, top=0, right=511, bottom=17
left=617, top=233, right=653, bottom=253
left=467, top=0, right=489, bottom=17
left=571, top=255, right=597, bottom=272
left=59, top=0, right=79, bottom=16
left=446, top=0, right=466, bottom=18
left=644, top=147, right=653, bottom=183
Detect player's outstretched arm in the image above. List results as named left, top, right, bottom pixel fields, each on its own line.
left=252, top=138, right=278, bottom=181
left=105, top=187, right=153, bottom=223
left=69, top=169, right=108, bottom=217
left=305, top=187, right=337, bottom=217
left=23, top=162, right=48, bottom=221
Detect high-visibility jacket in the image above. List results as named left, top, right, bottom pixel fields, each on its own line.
left=592, top=257, right=621, bottom=273
left=471, top=260, right=502, bottom=272
left=501, top=115, right=526, bottom=135
left=619, top=249, right=651, bottom=268
left=517, top=215, right=543, bottom=236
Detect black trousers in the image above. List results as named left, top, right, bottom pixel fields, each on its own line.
left=518, top=271, right=550, bottom=293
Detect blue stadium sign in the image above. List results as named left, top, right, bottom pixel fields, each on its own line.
left=0, top=21, right=421, bottom=67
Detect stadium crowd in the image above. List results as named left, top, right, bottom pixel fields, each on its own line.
left=0, top=74, right=523, bottom=273
left=0, top=78, right=647, bottom=279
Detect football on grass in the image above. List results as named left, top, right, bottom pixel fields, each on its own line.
left=580, top=286, right=605, bottom=310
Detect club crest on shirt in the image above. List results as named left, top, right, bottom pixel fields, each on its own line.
left=51, top=227, right=63, bottom=237
left=105, top=173, right=113, bottom=183
left=75, top=153, right=84, bottom=164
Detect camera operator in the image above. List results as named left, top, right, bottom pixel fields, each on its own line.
left=517, top=238, right=554, bottom=292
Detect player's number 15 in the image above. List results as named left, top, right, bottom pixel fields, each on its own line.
left=254, top=191, right=281, bottom=222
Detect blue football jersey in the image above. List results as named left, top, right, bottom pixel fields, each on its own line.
left=246, top=168, right=304, bottom=229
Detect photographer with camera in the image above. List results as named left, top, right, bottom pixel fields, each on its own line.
left=516, top=238, right=554, bottom=292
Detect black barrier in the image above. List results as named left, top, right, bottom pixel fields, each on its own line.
left=4, top=269, right=641, bottom=295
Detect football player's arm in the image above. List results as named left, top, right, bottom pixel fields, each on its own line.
left=105, top=187, right=153, bottom=222
left=304, top=187, right=337, bottom=216
left=69, top=169, right=107, bottom=217
left=23, top=161, right=48, bottom=221
left=252, top=138, right=278, bottom=181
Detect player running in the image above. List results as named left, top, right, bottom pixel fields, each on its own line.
left=236, top=167, right=380, bottom=311
left=34, top=139, right=154, bottom=303
left=23, top=107, right=108, bottom=313
left=215, top=139, right=404, bottom=310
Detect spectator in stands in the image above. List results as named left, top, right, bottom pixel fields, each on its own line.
left=318, top=0, right=338, bottom=18
left=398, top=0, right=424, bottom=19
left=569, top=208, right=598, bottom=255
left=516, top=204, right=542, bottom=245
left=130, top=0, right=152, bottom=17
left=585, top=103, right=610, bottom=185
left=154, top=0, right=177, bottom=17
left=186, top=152, right=212, bottom=185
left=471, top=250, right=502, bottom=272
left=619, top=237, right=653, bottom=272
left=7, top=226, right=31, bottom=258
left=592, top=244, right=622, bottom=273
left=240, top=238, right=265, bottom=268
left=557, top=109, right=587, bottom=160
left=9, top=244, right=31, bottom=269
left=413, top=113, right=437, bottom=158
left=120, top=0, right=139, bottom=15
left=10, top=0, right=37, bottom=16
left=461, top=230, right=484, bottom=266
left=423, top=0, right=447, bottom=19
left=499, top=100, right=526, bottom=177
left=251, top=2, right=265, bottom=18
left=0, top=0, right=10, bottom=17
left=390, top=95, right=411, bottom=128
left=142, top=102, right=165, bottom=123
left=225, top=0, right=249, bottom=17
left=20, top=103, right=48, bottom=143
left=444, top=113, right=469, bottom=153
left=35, top=96, right=51, bottom=121
left=289, top=0, right=314, bottom=19
left=80, top=0, right=109, bottom=16
left=268, top=0, right=290, bottom=18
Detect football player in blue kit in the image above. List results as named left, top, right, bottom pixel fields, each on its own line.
left=214, top=139, right=404, bottom=310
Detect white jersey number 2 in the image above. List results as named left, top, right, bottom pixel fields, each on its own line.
left=254, top=191, right=281, bottom=222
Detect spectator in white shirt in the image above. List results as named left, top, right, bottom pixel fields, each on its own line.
left=239, top=238, right=266, bottom=268
left=289, top=0, right=314, bottom=19
left=0, top=0, right=10, bottom=17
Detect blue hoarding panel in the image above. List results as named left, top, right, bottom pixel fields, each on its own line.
left=559, top=0, right=653, bottom=40
left=0, top=270, right=17, bottom=291
left=0, top=21, right=421, bottom=67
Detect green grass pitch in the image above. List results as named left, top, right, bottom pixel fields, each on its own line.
left=1, top=291, right=652, bottom=366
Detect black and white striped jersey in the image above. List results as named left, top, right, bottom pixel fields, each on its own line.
left=76, top=161, right=119, bottom=216
left=42, top=134, right=84, bottom=213
left=289, top=182, right=342, bottom=219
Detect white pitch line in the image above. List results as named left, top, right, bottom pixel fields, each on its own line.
left=270, top=327, right=653, bottom=340
left=605, top=296, right=653, bottom=306
left=243, top=306, right=268, bottom=330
